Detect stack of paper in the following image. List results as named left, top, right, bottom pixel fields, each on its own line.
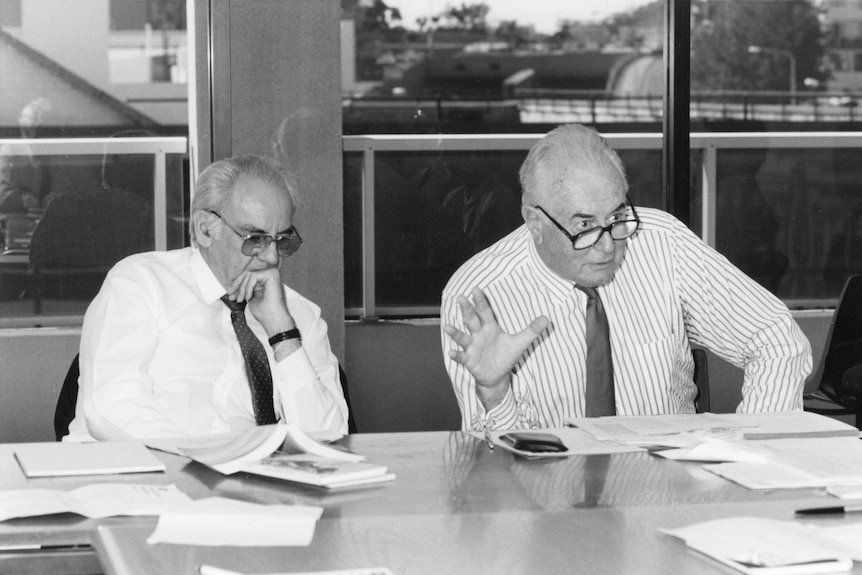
left=566, top=411, right=859, bottom=445
left=662, top=517, right=859, bottom=574
left=704, top=437, right=862, bottom=489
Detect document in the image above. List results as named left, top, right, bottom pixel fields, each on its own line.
left=146, top=497, right=323, bottom=546
left=704, top=437, right=862, bottom=489
left=662, top=517, right=856, bottom=574
left=566, top=411, right=858, bottom=444
left=13, top=441, right=165, bottom=477
left=0, top=483, right=190, bottom=522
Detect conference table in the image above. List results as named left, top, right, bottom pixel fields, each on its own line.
left=2, top=430, right=861, bottom=575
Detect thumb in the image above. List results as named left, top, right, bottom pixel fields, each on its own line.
left=516, top=316, right=549, bottom=345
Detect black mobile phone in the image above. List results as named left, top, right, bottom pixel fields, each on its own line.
left=499, top=432, right=568, bottom=453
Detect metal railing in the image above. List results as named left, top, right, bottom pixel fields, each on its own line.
left=0, top=137, right=188, bottom=251
left=344, top=131, right=862, bottom=319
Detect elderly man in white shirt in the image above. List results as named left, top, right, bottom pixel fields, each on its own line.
left=66, top=155, right=348, bottom=441
left=441, top=124, right=811, bottom=432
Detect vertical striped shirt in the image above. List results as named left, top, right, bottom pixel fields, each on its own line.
left=441, top=207, right=812, bottom=431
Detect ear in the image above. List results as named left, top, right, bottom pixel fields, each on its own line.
left=522, top=205, right=543, bottom=244
left=192, top=210, right=218, bottom=248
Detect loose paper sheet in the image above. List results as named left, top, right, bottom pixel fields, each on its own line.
left=661, top=517, right=856, bottom=573
left=146, top=497, right=323, bottom=546
left=0, top=483, right=190, bottom=521
left=704, top=437, right=862, bottom=489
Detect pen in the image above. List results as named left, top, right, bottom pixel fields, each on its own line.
left=795, top=504, right=862, bottom=515
left=0, top=543, right=93, bottom=553
left=483, top=419, right=496, bottom=452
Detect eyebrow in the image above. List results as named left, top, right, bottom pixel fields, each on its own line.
left=570, top=201, right=628, bottom=220
left=239, top=223, right=296, bottom=236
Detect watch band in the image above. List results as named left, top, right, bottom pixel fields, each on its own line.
left=268, top=328, right=301, bottom=347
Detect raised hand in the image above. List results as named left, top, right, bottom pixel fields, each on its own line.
left=444, top=287, right=548, bottom=407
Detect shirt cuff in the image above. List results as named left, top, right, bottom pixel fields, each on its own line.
left=481, top=386, right=520, bottom=430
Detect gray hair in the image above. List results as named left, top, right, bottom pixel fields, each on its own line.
left=189, top=155, right=298, bottom=246
left=519, top=124, right=627, bottom=201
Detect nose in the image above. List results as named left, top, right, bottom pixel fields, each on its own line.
left=257, top=238, right=280, bottom=266
left=592, top=228, right=616, bottom=255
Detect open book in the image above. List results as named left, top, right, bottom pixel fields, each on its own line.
left=167, top=424, right=394, bottom=489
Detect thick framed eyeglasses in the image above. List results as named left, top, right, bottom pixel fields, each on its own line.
left=533, top=204, right=640, bottom=250
left=208, top=210, right=303, bottom=257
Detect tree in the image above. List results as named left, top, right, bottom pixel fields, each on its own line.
left=494, top=20, right=536, bottom=49
left=439, top=3, right=490, bottom=32
left=351, top=0, right=403, bottom=81
left=691, top=0, right=827, bottom=92
left=354, top=0, right=402, bottom=34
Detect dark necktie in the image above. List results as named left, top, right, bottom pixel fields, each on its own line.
left=576, top=286, right=616, bottom=417
left=221, top=295, right=278, bottom=425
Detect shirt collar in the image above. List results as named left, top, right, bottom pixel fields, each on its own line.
left=190, top=247, right=228, bottom=304
left=526, top=231, right=578, bottom=301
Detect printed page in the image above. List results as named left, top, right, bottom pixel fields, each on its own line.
left=146, top=497, right=323, bottom=546
left=567, top=413, right=756, bottom=442
left=0, top=484, right=190, bottom=521
left=662, top=517, right=854, bottom=574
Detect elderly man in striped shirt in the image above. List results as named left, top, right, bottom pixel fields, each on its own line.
left=441, top=124, right=811, bottom=432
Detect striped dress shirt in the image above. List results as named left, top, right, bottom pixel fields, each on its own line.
left=441, top=207, right=812, bottom=431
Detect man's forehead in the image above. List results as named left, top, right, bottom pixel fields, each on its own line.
left=542, top=166, right=626, bottom=206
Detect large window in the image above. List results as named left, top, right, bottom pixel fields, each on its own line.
left=341, top=0, right=862, bottom=318
left=0, top=0, right=188, bottom=326
left=341, top=0, right=664, bottom=318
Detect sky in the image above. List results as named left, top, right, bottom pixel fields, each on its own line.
left=384, top=0, right=652, bottom=34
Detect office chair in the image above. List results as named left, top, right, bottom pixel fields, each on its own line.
left=339, top=364, right=358, bottom=434
left=804, top=274, right=862, bottom=429
left=28, top=188, right=151, bottom=313
left=54, top=356, right=358, bottom=441
left=54, top=354, right=80, bottom=441
left=692, top=348, right=710, bottom=413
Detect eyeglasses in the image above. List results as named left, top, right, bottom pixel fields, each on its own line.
left=533, top=204, right=640, bottom=250
left=208, top=210, right=303, bottom=257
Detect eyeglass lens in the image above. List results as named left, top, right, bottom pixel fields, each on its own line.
left=241, top=235, right=302, bottom=257
left=573, top=220, right=638, bottom=249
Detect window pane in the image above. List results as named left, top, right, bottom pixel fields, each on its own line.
left=342, top=0, right=662, bottom=316
left=1, top=0, right=188, bottom=324
left=690, top=0, right=860, bottom=305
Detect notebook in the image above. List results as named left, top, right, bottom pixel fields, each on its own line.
left=13, top=441, right=166, bottom=478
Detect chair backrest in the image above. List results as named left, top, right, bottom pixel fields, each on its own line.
left=54, top=354, right=80, bottom=441
left=805, top=274, right=862, bottom=397
left=692, top=348, right=710, bottom=413
left=30, top=188, right=151, bottom=270
left=339, top=364, right=358, bottom=434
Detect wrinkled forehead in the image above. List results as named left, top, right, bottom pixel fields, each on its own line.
left=538, top=163, right=627, bottom=205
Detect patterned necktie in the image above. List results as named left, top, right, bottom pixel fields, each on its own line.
left=576, top=285, right=616, bottom=417
left=221, top=295, right=278, bottom=425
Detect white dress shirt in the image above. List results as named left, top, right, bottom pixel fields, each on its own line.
left=66, top=247, right=347, bottom=441
left=441, top=207, right=812, bottom=431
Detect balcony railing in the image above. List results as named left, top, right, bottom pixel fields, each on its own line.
left=2, top=132, right=861, bottom=325
left=344, top=131, right=862, bottom=319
